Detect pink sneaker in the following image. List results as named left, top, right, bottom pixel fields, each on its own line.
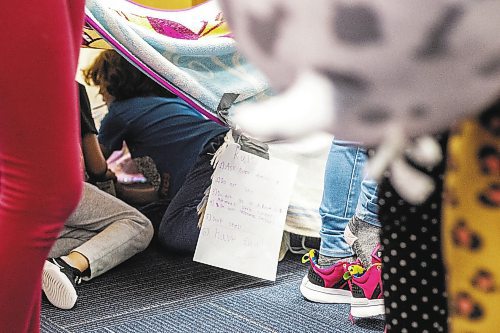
left=300, top=250, right=363, bottom=304
left=348, top=244, right=385, bottom=318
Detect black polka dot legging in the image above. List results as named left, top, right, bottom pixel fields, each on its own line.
left=379, top=134, right=449, bottom=333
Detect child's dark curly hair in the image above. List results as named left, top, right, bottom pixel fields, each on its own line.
left=83, top=50, right=176, bottom=101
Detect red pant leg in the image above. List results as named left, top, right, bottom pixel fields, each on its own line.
left=0, top=1, right=84, bottom=332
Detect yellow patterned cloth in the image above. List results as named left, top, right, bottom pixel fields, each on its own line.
left=82, top=23, right=112, bottom=49
left=81, top=5, right=228, bottom=50
left=443, top=110, right=500, bottom=332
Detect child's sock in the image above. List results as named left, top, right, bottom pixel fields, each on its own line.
left=60, top=254, right=88, bottom=275
left=318, top=253, right=356, bottom=267
left=344, top=216, right=381, bottom=267
left=60, top=256, right=82, bottom=271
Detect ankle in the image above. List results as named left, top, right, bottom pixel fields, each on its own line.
left=318, top=253, right=356, bottom=267
left=346, top=219, right=381, bottom=267
left=61, top=252, right=89, bottom=273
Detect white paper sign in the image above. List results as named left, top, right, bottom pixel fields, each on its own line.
left=193, top=143, right=297, bottom=281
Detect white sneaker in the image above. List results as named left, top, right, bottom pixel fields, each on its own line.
left=42, top=258, right=81, bottom=310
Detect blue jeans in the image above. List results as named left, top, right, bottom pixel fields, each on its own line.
left=158, top=132, right=227, bottom=253
left=319, top=140, right=379, bottom=258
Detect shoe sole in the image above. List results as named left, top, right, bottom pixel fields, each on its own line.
left=300, top=276, right=353, bottom=304
left=350, top=298, right=385, bottom=318
left=42, top=261, right=77, bottom=310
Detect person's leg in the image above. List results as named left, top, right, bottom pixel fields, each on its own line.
left=344, top=175, right=381, bottom=267
left=300, top=140, right=379, bottom=305
left=444, top=116, right=499, bottom=332
left=0, top=1, right=84, bottom=331
left=43, top=183, right=153, bottom=309
left=318, top=140, right=368, bottom=265
left=158, top=134, right=225, bottom=254
left=300, top=140, right=367, bottom=303
left=380, top=134, right=449, bottom=332
left=49, top=183, right=154, bottom=279
left=355, top=176, right=380, bottom=228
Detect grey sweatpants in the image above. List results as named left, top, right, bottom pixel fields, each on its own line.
left=49, top=183, right=154, bottom=280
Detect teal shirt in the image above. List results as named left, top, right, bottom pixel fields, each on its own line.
left=98, top=97, right=228, bottom=199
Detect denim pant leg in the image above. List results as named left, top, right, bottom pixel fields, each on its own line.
left=157, top=133, right=226, bottom=254
left=355, top=177, right=380, bottom=227
left=319, top=140, right=368, bottom=258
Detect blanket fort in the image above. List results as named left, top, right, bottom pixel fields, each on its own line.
left=194, top=143, right=297, bottom=281
left=84, top=0, right=272, bottom=121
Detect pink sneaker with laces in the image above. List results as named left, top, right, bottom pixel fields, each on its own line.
left=348, top=244, right=385, bottom=317
left=300, top=250, right=364, bottom=304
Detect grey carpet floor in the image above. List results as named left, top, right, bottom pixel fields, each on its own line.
left=40, top=245, right=385, bottom=333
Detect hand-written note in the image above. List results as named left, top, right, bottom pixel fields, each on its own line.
left=193, top=143, right=297, bottom=281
